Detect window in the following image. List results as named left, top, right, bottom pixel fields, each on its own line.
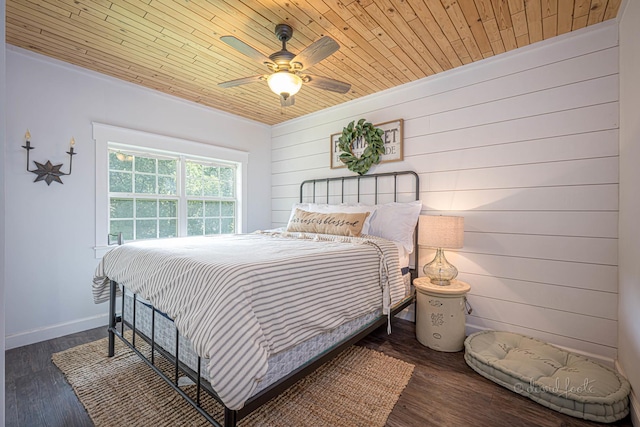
left=108, top=150, right=179, bottom=241
left=94, top=123, right=248, bottom=257
left=185, top=161, right=236, bottom=236
left=108, top=149, right=238, bottom=242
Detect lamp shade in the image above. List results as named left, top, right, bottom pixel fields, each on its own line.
left=267, top=71, right=303, bottom=98
left=418, top=215, right=464, bottom=249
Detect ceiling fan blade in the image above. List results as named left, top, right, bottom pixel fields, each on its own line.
left=220, top=36, right=275, bottom=66
left=218, top=75, right=264, bottom=88
left=280, top=94, right=295, bottom=107
left=304, top=75, right=351, bottom=94
left=291, top=36, right=340, bottom=70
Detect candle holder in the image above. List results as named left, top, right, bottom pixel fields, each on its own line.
left=22, top=132, right=77, bottom=185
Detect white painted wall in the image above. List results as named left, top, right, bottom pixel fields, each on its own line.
left=618, top=0, right=640, bottom=424
left=272, top=22, right=620, bottom=364
left=4, top=47, right=272, bottom=349
left=1, top=0, right=7, bottom=423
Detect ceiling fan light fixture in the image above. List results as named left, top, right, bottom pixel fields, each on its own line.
left=219, top=26, right=350, bottom=105
left=267, top=71, right=302, bottom=99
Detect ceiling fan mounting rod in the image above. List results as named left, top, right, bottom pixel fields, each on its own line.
left=275, top=24, right=293, bottom=44
left=269, top=24, right=296, bottom=71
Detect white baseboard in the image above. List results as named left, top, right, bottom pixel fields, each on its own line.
left=5, top=313, right=108, bottom=350
left=615, top=360, right=640, bottom=426
left=465, top=323, right=615, bottom=367
left=632, top=392, right=640, bottom=427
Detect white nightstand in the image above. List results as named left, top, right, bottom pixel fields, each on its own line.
left=413, top=277, right=471, bottom=352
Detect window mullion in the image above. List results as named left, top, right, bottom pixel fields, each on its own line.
left=178, top=155, right=188, bottom=237
left=132, top=199, right=137, bottom=241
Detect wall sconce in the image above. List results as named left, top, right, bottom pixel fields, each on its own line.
left=22, top=130, right=77, bottom=185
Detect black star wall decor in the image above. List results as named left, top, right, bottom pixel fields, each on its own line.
left=31, top=160, right=65, bottom=185
left=22, top=130, right=77, bottom=186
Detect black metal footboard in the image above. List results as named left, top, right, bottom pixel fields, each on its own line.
left=107, top=279, right=414, bottom=427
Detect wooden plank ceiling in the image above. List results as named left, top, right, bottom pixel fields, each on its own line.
left=6, top=0, right=621, bottom=125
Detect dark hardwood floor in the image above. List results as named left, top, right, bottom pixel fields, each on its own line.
left=5, top=319, right=633, bottom=427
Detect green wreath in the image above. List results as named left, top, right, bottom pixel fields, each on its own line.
left=338, top=118, right=385, bottom=175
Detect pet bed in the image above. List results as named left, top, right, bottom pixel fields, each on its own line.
left=464, top=330, right=630, bottom=423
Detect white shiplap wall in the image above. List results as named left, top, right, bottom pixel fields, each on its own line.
left=271, top=22, right=619, bottom=364
left=618, top=0, right=640, bottom=423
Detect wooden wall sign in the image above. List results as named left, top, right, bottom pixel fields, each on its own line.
left=330, top=119, right=403, bottom=169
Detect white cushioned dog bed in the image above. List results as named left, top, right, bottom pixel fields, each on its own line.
left=464, top=331, right=630, bottom=423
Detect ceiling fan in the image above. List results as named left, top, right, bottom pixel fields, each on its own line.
left=218, top=24, right=352, bottom=107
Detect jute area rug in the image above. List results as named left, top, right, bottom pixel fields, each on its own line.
left=52, top=335, right=414, bottom=427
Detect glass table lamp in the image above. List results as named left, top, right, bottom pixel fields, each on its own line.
left=418, top=215, right=464, bottom=286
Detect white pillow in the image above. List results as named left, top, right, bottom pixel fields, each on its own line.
left=363, top=200, right=422, bottom=252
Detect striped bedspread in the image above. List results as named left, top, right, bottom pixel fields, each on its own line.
left=93, top=231, right=406, bottom=410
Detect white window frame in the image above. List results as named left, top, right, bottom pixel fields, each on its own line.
left=93, top=122, right=248, bottom=258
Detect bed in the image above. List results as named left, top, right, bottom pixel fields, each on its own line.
left=93, top=171, right=420, bottom=427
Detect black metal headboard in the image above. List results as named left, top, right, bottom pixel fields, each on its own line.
left=299, top=170, right=419, bottom=205
left=299, top=171, right=421, bottom=277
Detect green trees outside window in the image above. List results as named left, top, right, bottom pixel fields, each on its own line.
left=108, top=150, right=237, bottom=241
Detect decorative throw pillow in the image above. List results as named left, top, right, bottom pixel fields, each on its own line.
left=286, top=209, right=370, bottom=237
left=286, top=202, right=310, bottom=225
left=307, top=203, right=376, bottom=234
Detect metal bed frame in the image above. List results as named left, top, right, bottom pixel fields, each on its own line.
left=107, top=170, right=420, bottom=427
